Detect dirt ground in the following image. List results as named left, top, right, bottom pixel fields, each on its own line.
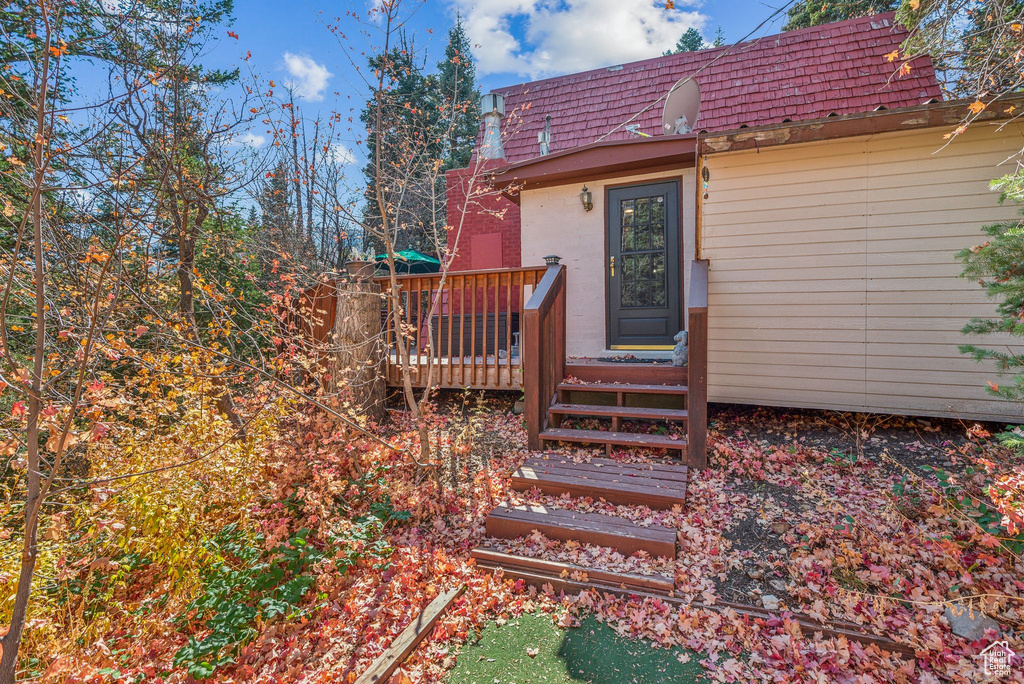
left=706, top=403, right=1013, bottom=608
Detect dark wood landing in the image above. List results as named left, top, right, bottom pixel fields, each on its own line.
left=485, top=503, right=677, bottom=558
left=540, top=427, right=688, bottom=457
left=549, top=403, right=688, bottom=422
left=471, top=547, right=675, bottom=593
left=511, top=455, right=688, bottom=510
left=566, top=359, right=687, bottom=386
left=558, top=381, right=688, bottom=396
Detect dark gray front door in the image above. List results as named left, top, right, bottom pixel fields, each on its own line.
left=607, top=181, right=682, bottom=349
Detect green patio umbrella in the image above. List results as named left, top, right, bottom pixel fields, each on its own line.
left=374, top=249, right=441, bottom=274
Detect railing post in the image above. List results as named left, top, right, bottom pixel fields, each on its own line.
left=524, top=259, right=565, bottom=452
left=687, top=260, right=709, bottom=468
left=523, top=304, right=542, bottom=451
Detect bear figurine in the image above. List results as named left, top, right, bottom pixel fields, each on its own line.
left=672, top=331, right=688, bottom=367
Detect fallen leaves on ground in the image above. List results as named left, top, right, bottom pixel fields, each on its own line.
left=52, top=400, right=1024, bottom=682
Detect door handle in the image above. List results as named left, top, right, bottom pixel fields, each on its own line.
left=609, top=256, right=615, bottom=277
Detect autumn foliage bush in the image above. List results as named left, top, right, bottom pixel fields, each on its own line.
left=0, top=380, right=290, bottom=679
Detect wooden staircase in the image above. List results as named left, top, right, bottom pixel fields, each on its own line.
left=480, top=259, right=708, bottom=595
left=521, top=259, right=708, bottom=468
left=475, top=454, right=688, bottom=593
left=541, top=380, right=690, bottom=460
left=476, top=381, right=694, bottom=595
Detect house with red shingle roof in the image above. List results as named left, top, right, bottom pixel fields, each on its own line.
left=489, top=13, right=940, bottom=161
left=398, top=12, right=1024, bottom=462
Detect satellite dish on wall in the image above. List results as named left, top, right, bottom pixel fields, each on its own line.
left=662, top=78, right=701, bottom=135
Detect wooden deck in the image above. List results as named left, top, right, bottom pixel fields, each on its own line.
left=374, top=266, right=546, bottom=390
left=293, top=258, right=708, bottom=469
left=384, top=352, right=523, bottom=390
left=292, top=261, right=716, bottom=603
left=372, top=259, right=708, bottom=468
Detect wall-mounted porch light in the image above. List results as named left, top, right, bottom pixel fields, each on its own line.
left=579, top=185, right=593, bottom=212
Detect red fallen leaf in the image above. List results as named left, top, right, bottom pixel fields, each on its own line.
left=89, top=423, right=109, bottom=442
left=979, top=534, right=1002, bottom=549
left=11, top=402, right=26, bottom=418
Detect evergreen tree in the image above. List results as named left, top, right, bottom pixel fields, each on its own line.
left=783, top=0, right=898, bottom=30
left=712, top=27, right=726, bottom=48
left=957, top=191, right=1024, bottom=404
left=360, top=19, right=483, bottom=254
left=257, top=160, right=297, bottom=256
left=437, top=15, right=481, bottom=171
left=900, top=0, right=1024, bottom=97
left=360, top=36, right=438, bottom=253
left=664, top=27, right=705, bottom=55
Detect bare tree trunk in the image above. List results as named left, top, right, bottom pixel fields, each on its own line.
left=305, top=118, right=317, bottom=243
left=371, top=9, right=435, bottom=473
left=332, top=280, right=386, bottom=423
left=0, top=21, right=51, bottom=679
left=176, top=203, right=198, bottom=328
left=175, top=203, right=245, bottom=433
left=288, top=91, right=304, bottom=251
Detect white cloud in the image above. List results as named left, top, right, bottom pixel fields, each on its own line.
left=99, top=0, right=125, bottom=14
left=231, top=131, right=267, bottom=147
left=329, top=143, right=357, bottom=166
left=453, top=0, right=707, bottom=79
left=282, top=52, right=333, bottom=101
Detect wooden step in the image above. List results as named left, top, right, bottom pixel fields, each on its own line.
left=485, top=503, right=677, bottom=558
left=549, top=403, right=688, bottom=422
left=531, top=455, right=689, bottom=480
left=471, top=546, right=675, bottom=593
left=511, top=456, right=688, bottom=509
left=474, top=562, right=916, bottom=657
left=558, top=382, right=688, bottom=396
left=540, top=427, right=687, bottom=454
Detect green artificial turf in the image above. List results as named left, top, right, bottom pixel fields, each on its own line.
left=447, top=612, right=705, bottom=683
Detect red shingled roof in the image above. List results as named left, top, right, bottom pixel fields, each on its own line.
left=490, top=13, right=941, bottom=163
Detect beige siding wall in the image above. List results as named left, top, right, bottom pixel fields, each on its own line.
left=702, top=122, right=1024, bottom=421
left=521, top=169, right=696, bottom=358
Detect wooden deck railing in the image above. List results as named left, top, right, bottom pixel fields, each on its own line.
left=687, top=260, right=709, bottom=468
left=523, top=260, right=567, bottom=451
left=372, top=266, right=547, bottom=390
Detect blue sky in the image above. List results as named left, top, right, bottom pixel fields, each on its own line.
left=224, top=0, right=772, bottom=94
left=134, top=0, right=791, bottom=168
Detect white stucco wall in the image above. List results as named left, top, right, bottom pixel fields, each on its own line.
left=520, top=169, right=697, bottom=358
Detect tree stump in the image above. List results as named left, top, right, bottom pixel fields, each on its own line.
left=331, top=280, right=387, bottom=424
